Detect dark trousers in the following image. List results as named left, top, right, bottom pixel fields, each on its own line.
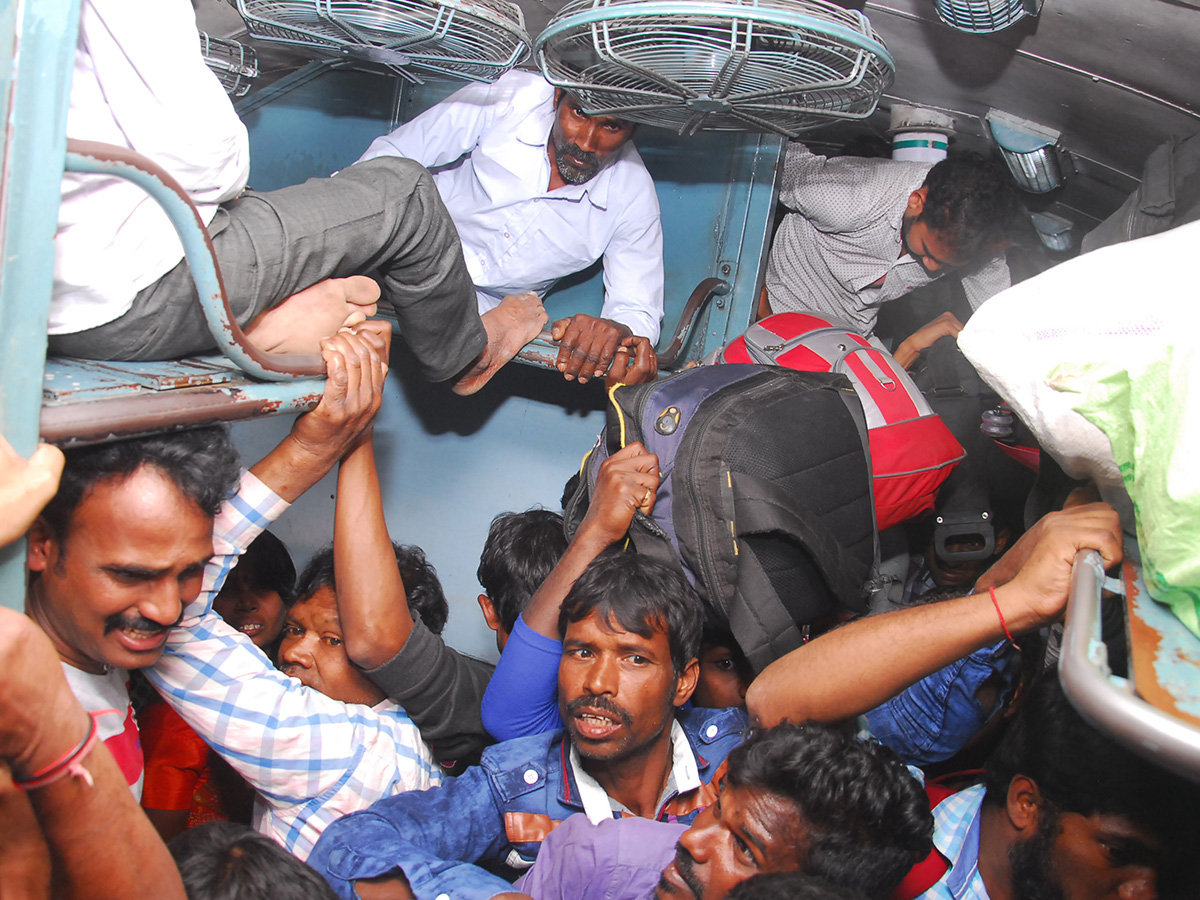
left=48, top=157, right=484, bottom=383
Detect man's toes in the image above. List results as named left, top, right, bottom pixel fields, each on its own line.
left=344, top=275, right=382, bottom=305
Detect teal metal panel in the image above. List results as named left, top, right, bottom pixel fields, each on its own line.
left=231, top=360, right=607, bottom=663
left=0, top=0, right=81, bottom=611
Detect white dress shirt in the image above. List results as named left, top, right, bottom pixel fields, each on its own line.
left=357, top=70, right=664, bottom=341
left=52, top=0, right=250, bottom=334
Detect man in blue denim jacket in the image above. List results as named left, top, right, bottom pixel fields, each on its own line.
left=310, top=550, right=746, bottom=900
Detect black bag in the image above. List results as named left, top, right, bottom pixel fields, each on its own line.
left=564, top=364, right=879, bottom=671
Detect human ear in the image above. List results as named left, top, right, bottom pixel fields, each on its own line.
left=907, top=187, right=928, bottom=216
left=1005, top=775, right=1043, bottom=836
left=674, top=657, right=700, bottom=707
left=25, top=516, right=55, bottom=574
left=477, top=594, right=504, bottom=633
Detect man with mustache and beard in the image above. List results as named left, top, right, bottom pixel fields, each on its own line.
left=308, top=549, right=743, bottom=900
left=913, top=672, right=1199, bottom=900
left=510, top=722, right=932, bottom=900
left=356, top=69, right=663, bottom=387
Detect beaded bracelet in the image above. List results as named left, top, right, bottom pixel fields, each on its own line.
left=12, top=711, right=103, bottom=792
left=989, top=587, right=1021, bottom=651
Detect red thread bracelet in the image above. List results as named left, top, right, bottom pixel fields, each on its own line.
left=989, top=587, right=1021, bottom=651
left=12, top=710, right=106, bottom=792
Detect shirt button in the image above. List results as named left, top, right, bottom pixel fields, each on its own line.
left=504, top=232, right=511, bottom=239
left=523, top=769, right=539, bottom=785
left=705, top=724, right=719, bottom=738
left=436, top=894, right=450, bottom=900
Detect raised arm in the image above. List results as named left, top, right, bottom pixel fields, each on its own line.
left=746, top=503, right=1123, bottom=727
left=482, top=443, right=660, bottom=740
left=522, top=443, right=661, bottom=638
left=249, top=322, right=391, bottom=504
left=325, top=329, right=407, bottom=671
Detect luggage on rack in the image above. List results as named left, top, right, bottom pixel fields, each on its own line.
left=564, top=364, right=878, bottom=671
left=720, top=312, right=965, bottom=531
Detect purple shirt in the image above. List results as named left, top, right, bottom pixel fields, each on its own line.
left=515, top=814, right=687, bottom=900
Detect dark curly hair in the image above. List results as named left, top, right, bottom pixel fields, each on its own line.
left=40, top=426, right=240, bottom=541
left=559, top=552, right=702, bottom=677
left=298, top=542, right=448, bottom=634
left=726, top=723, right=932, bottom=899
left=477, top=509, right=568, bottom=633
left=726, top=873, right=867, bottom=900
left=919, top=150, right=1023, bottom=260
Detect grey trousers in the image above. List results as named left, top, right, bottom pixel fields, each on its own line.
left=48, top=157, right=485, bottom=383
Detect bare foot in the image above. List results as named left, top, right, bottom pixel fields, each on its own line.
left=453, top=292, right=548, bottom=395
left=245, top=276, right=381, bottom=355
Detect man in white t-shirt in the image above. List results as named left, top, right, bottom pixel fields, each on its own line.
left=358, top=69, right=664, bottom=385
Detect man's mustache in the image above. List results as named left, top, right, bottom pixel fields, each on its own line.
left=557, top=140, right=600, bottom=170
left=669, top=843, right=705, bottom=898
left=103, top=612, right=175, bottom=635
left=565, top=693, right=634, bottom=728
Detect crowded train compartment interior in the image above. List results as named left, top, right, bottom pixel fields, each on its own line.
left=2, top=0, right=1198, bottom=780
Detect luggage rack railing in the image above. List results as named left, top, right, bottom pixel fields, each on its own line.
left=1061, top=548, right=1200, bottom=783
left=63, top=140, right=326, bottom=381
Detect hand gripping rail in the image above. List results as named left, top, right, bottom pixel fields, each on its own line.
left=63, top=140, right=325, bottom=380
left=1060, top=549, right=1200, bottom=783
left=513, top=276, right=730, bottom=372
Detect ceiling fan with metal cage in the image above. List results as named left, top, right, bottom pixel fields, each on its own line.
left=233, top=0, right=532, bottom=82
left=199, top=30, right=260, bottom=96
left=534, top=0, right=895, bottom=138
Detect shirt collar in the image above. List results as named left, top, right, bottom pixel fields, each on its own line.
left=568, top=719, right=700, bottom=824
left=932, top=784, right=987, bottom=897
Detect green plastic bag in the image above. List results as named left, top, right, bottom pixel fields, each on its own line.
left=1051, top=340, right=1200, bottom=637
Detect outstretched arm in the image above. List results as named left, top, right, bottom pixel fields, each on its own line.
left=249, top=322, right=391, bottom=503
left=482, top=444, right=660, bottom=740
left=521, top=442, right=661, bottom=638
left=325, top=329, right=407, bottom=672
left=746, top=503, right=1123, bottom=727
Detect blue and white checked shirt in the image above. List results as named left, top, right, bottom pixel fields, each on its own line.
left=917, top=784, right=990, bottom=900
left=146, top=471, right=443, bottom=860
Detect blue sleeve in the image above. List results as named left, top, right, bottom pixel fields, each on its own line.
left=480, top=616, right=564, bottom=742
left=308, top=764, right=515, bottom=900
left=864, top=640, right=1018, bottom=766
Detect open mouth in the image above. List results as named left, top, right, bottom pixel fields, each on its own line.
left=572, top=708, right=623, bottom=740
left=114, top=625, right=169, bottom=654
left=233, top=621, right=264, bottom=638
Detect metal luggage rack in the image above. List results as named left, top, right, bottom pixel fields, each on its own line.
left=43, top=140, right=329, bottom=446
left=1062, top=547, right=1200, bottom=784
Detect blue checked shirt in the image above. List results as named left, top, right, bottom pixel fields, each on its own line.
left=146, top=471, right=443, bottom=860
left=918, top=784, right=990, bottom=900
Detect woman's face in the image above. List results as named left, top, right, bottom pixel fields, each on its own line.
left=212, top=570, right=287, bottom=649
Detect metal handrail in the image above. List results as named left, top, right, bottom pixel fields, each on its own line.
left=510, top=276, right=730, bottom=373
left=63, top=139, right=325, bottom=380
left=1060, top=549, right=1200, bottom=783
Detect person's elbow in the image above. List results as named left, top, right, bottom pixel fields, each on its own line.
left=344, top=622, right=406, bottom=671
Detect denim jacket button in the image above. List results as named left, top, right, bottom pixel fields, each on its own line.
left=523, top=768, right=539, bottom=785
left=436, top=894, right=450, bottom=900
left=705, top=724, right=719, bottom=738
